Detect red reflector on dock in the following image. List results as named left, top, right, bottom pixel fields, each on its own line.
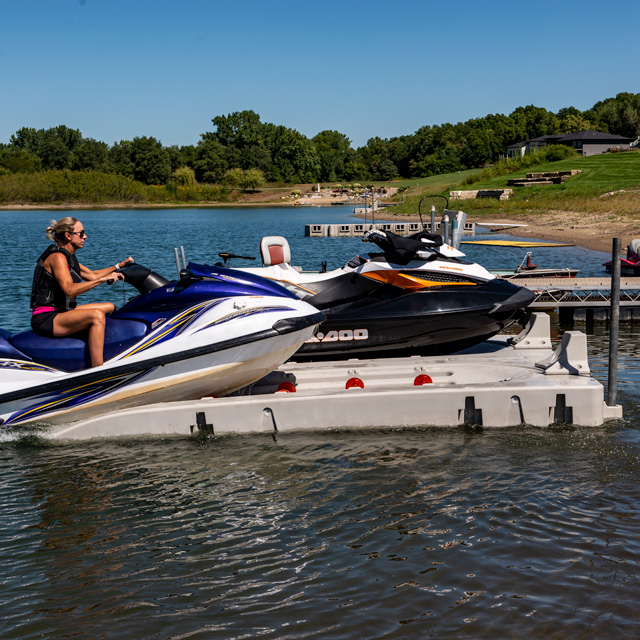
left=276, top=381, right=296, bottom=393
left=414, top=374, right=433, bottom=385
left=346, top=377, right=364, bottom=389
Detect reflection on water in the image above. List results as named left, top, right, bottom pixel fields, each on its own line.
left=2, top=426, right=640, bottom=639
left=0, top=208, right=638, bottom=639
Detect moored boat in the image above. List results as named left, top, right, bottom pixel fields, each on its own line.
left=492, top=252, right=579, bottom=280
left=604, top=239, right=640, bottom=275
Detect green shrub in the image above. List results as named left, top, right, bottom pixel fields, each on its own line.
left=0, top=169, right=230, bottom=205
left=168, top=166, right=197, bottom=189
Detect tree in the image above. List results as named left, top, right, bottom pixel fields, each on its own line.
left=0, top=148, right=41, bottom=173
left=207, top=110, right=266, bottom=150
left=557, top=107, right=592, bottom=134
left=587, top=92, right=640, bottom=138
left=71, top=138, right=110, bottom=171
left=109, top=140, right=135, bottom=178
left=165, top=145, right=185, bottom=173
left=169, top=166, right=197, bottom=188
left=130, top=136, right=171, bottom=185
left=223, top=167, right=244, bottom=189
left=510, top=105, right=560, bottom=140
left=313, top=130, right=352, bottom=181
left=243, top=168, right=265, bottom=191
left=10, top=125, right=83, bottom=170
left=378, top=159, right=397, bottom=181
left=193, top=139, right=227, bottom=183
left=269, top=125, right=319, bottom=183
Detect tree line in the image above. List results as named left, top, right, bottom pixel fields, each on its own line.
left=1, top=92, right=638, bottom=187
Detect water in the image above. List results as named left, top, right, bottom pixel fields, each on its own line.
left=0, top=206, right=610, bottom=330
left=1, top=207, right=639, bottom=639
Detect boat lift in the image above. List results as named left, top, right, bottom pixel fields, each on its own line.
left=48, top=313, right=622, bottom=441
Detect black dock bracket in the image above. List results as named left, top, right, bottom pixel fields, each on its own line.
left=552, top=394, right=574, bottom=424
left=462, top=397, right=483, bottom=426
left=190, top=411, right=214, bottom=434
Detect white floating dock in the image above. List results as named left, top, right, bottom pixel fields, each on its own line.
left=305, top=221, right=476, bottom=237
left=47, top=314, right=622, bottom=440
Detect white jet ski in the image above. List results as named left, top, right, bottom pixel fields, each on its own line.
left=0, top=261, right=323, bottom=428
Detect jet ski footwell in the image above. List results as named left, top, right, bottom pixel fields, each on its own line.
left=40, top=313, right=622, bottom=440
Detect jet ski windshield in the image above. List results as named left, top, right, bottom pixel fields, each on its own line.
left=363, top=229, right=472, bottom=265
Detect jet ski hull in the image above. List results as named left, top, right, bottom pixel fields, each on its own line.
left=0, top=296, right=323, bottom=427
left=296, top=279, right=532, bottom=360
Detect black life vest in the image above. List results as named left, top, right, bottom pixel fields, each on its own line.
left=30, top=245, right=82, bottom=311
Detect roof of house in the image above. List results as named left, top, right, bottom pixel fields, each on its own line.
left=506, top=130, right=635, bottom=149
left=507, top=130, right=636, bottom=149
left=556, top=130, right=635, bottom=142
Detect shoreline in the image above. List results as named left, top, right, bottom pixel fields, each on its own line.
left=480, top=211, right=640, bottom=255
left=1, top=201, right=636, bottom=254
left=354, top=211, right=638, bottom=254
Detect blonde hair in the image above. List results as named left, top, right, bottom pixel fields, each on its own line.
left=46, top=217, right=79, bottom=243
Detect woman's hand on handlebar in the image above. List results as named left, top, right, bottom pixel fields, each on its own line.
left=102, top=272, right=125, bottom=285
left=116, top=256, right=135, bottom=270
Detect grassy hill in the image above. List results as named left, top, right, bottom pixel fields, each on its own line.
left=386, top=152, right=640, bottom=219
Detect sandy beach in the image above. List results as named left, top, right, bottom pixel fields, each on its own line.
left=357, top=209, right=640, bottom=254
left=480, top=211, right=640, bottom=254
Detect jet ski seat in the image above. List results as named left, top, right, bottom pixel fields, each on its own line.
left=261, top=236, right=291, bottom=266
left=0, top=328, right=31, bottom=361
left=8, top=317, right=149, bottom=371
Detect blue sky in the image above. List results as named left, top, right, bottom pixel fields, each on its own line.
left=1, top=0, right=638, bottom=149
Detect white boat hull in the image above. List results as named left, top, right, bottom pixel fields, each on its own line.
left=0, top=296, right=322, bottom=427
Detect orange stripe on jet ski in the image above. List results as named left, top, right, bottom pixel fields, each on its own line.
left=362, top=271, right=477, bottom=290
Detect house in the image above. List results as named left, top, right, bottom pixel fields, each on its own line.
left=505, top=130, right=635, bottom=158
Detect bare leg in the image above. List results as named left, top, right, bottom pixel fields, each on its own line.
left=75, top=302, right=116, bottom=314
left=52, top=304, right=115, bottom=367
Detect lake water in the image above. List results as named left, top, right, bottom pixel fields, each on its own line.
left=1, top=207, right=639, bottom=639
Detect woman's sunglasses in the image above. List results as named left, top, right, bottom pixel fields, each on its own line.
left=70, top=230, right=87, bottom=238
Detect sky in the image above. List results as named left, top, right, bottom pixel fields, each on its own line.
left=1, top=0, right=638, bottom=149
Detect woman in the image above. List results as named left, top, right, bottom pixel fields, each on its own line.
left=30, top=217, right=133, bottom=368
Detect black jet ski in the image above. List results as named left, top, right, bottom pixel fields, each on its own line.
left=224, top=230, right=535, bottom=360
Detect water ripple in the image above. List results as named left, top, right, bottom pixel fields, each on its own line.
left=3, top=426, right=640, bottom=639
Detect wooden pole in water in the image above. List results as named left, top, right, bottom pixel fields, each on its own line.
left=607, top=237, right=621, bottom=407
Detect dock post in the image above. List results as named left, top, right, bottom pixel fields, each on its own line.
left=430, top=205, right=436, bottom=234
left=372, top=190, right=376, bottom=227
left=607, top=238, right=621, bottom=407
left=442, top=214, right=450, bottom=245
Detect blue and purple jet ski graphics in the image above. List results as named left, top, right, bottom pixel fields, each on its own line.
left=0, top=262, right=323, bottom=427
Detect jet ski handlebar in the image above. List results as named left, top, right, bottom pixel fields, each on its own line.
left=117, top=263, right=170, bottom=294
left=218, top=252, right=256, bottom=265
